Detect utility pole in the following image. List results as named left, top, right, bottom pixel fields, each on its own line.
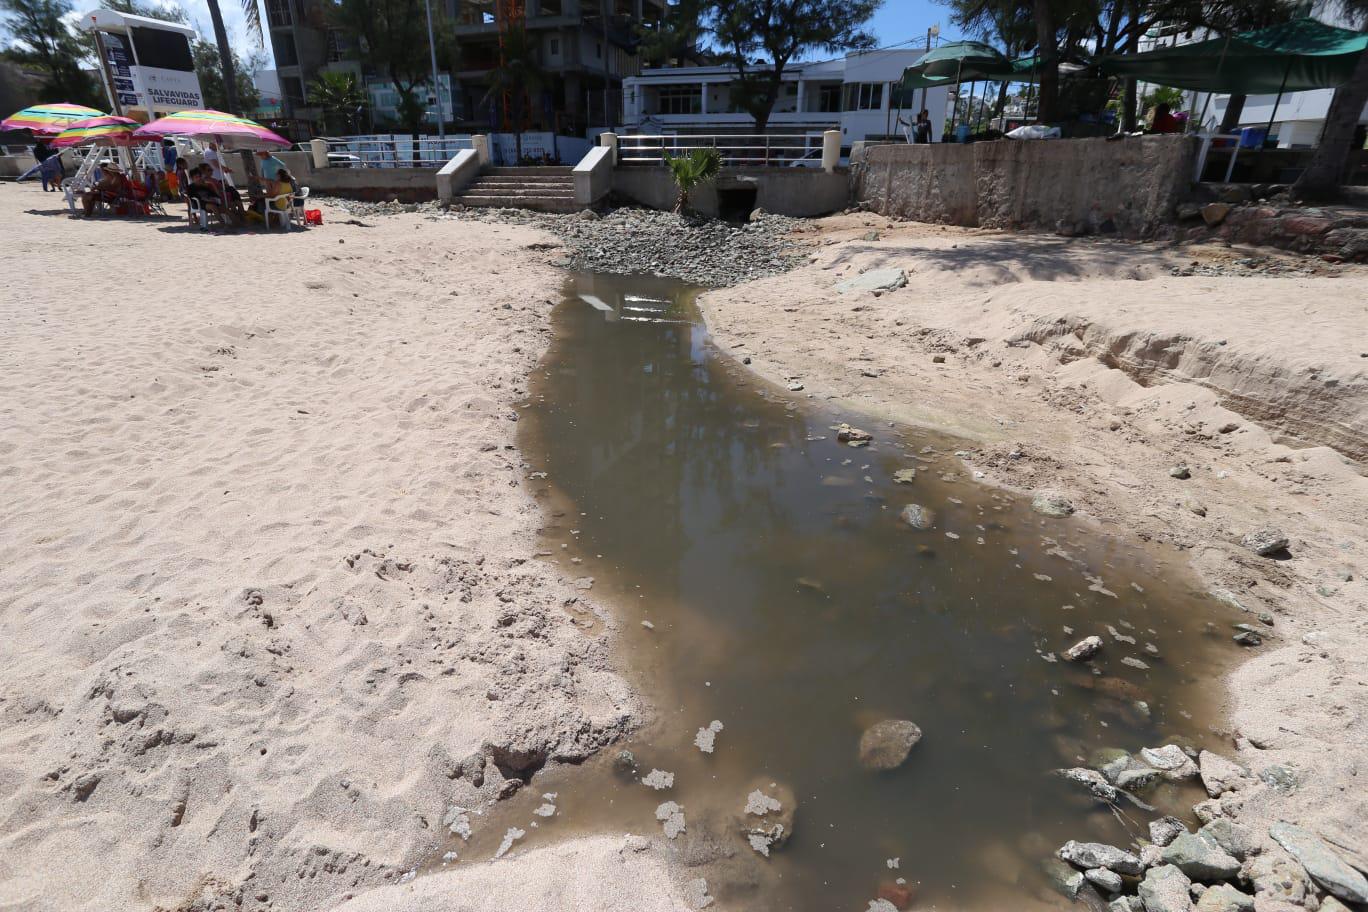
left=423, top=0, right=445, bottom=138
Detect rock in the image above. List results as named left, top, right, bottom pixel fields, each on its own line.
left=1032, top=491, right=1076, bottom=517
left=1319, top=898, right=1354, bottom=912
left=1245, top=849, right=1314, bottom=907
left=1044, top=858, right=1087, bottom=899
left=1161, top=832, right=1241, bottom=881
left=1064, top=636, right=1104, bottom=662
left=1151, top=816, right=1190, bottom=848
left=1258, top=765, right=1298, bottom=794
left=876, top=881, right=916, bottom=910
left=1240, top=529, right=1288, bottom=557
left=899, top=504, right=935, bottom=531
left=1087, top=868, right=1125, bottom=893
left=738, top=781, right=796, bottom=856
left=1059, top=841, right=1145, bottom=876
left=866, top=900, right=899, bottom=912
left=1139, top=864, right=1194, bottom=912
left=1177, top=203, right=1203, bottom=221
left=932, top=354, right=946, bottom=363
left=1232, top=631, right=1262, bottom=647
left=1202, top=203, right=1232, bottom=226
left=1118, top=767, right=1164, bottom=791
left=1198, top=751, right=1251, bottom=798
left=1170, top=464, right=1192, bottom=479
left=892, top=468, right=917, bottom=484
left=836, top=423, right=873, bottom=444
left=1268, top=821, right=1368, bottom=903
left=1198, top=819, right=1255, bottom=861
left=836, top=268, right=907, bottom=294
left=1192, top=800, right=1224, bottom=826
left=1184, top=499, right=1208, bottom=517
left=1193, top=884, right=1254, bottom=912
left=1141, top=745, right=1199, bottom=780
left=858, top=720, right=922, bottom=771
left=1141, top=844, right=1165, bottom=868
left=1056, top=767, right=1120, bottom=802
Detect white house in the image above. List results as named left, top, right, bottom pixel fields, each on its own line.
left=620, top=49, right=950, bottom=148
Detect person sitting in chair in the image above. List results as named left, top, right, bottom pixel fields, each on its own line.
left=81, top=164, right=131, bottom=217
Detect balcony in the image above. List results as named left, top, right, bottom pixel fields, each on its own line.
left=266, top=0, right=292, bottom=28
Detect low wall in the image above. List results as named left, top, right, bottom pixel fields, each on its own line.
left=612, top=166, right=849, bottom=218
left=853, top=135, right=1198, bottom=237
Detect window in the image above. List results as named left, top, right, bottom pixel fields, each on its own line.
left=843, top=82, right=884, bottom=111
left=596, top=42, right=602, bottom=59
left=549, top=37, right=560, bottom=55
left=817, top=83, right=841, bottom=113
left=325, top=28, right=347, bottom=63
left=283, top=76, right=304, bottom=105
left=274, top=33, right=299, bottom=67
left=265, top=0, right=292, bottom=28
left=655, top=84, right=700, bottom=115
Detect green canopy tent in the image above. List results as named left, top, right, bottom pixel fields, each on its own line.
left=1100, top=18, right=1368, bottom=95
left=898, top=41, right=1021, bottom=139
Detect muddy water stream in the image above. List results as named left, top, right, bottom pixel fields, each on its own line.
left=450, top=273, right=1240, bottom=910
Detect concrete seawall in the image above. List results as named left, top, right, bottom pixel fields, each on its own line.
left=854, top=135, right=1198, bottom=237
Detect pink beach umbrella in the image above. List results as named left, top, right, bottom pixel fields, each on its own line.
left=51, top=115, right=154, bottom=147
left=132, top=109, right=290, bottom=149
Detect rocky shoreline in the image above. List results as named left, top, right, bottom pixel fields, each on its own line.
left=315, top=197, right=809, bottom=288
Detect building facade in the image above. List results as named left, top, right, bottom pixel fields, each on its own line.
left=620, top=49, right=950, bottom=148
left=264, top=0, right=670, bottom=134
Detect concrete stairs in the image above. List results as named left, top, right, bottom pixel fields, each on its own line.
left=452, top=166, right=580, bottom=213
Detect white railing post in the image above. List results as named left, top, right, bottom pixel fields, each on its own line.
left=821, top=130, right=841, bottom=173
left=472, top=134, right=490, bottom=167
left=310, top=138, right=328, bottom=170
left=600, top=131, right=619, bottom=166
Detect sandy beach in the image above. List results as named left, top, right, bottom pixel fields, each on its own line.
left=3, top=181, right=1367, bottom=912
left=0, top=183, right=686, bottom=912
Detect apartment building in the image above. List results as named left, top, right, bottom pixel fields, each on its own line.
left=621, top=49, right=950, bottom=147
left=264, top=0, right=670, bottom=133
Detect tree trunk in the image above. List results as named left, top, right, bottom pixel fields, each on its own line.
left=1220, top=95, right=1247, bottom=133
left=1121, top=77, right=1138, bottom=132
left=206, top=0, right=239, bottom=115
left=1033, top=0, right=1059, bottom=123
left=1295, top=48, right=1368, bottom=199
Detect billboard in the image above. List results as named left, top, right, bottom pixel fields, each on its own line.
left=84, top=10, right=204, bottom=118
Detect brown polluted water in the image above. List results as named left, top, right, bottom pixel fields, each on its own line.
left=447, top=272, right=1242, bottom=911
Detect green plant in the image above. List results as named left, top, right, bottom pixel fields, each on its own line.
left=664, top=147, right=722, bottom=214
left=310, top=71, right=367, bottom=133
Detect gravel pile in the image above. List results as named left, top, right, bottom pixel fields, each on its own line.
left=315, top=197, right=808, bottom=288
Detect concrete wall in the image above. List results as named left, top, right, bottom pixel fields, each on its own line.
left=853, top=135, right=1199, bottom=237
left=612, top=166, right=850, bottom=218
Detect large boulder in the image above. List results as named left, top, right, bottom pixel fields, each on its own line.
left=1058, top=841, right=1144, bottom=876
left=1198, top=819, right=1255, bottom=861
left=1138, top=864, right=1194, bottom=912
left=1240, top=529, right=1288, bottom=557
left=1193, top=883, right=1253, bottom=912
left=1139, top=745, right=1199, bottom=781
left=1269, top=821, right=1368, bottom=903
left=1160, top=832, right=1241, bottom=882
left=1055, top=767, right=1119, bottom=802
left=858, top=720, right=922, bottom=771
left=1064, top=636, right=1104, bottom=662
left=1198, top=751, right=1251, bottom=797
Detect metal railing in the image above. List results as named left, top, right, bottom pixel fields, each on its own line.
left=300, top=134, right=475, bottom=169
left=618, top=134, right=824, bottom=168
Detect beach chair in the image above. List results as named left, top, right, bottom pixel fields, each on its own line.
left=264, top=185, right=310, bottom=230
left=184, top=194, right=223, bottom=230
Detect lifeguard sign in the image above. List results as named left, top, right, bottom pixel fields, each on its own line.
left=81, top=9, right=203, bottom=120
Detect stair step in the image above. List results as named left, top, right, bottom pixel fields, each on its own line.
left=455, top=195, right=582, bottom=213
left=485, top=166, right=574, bottom=175
left=468, top=178, right=575, bottom=188
left=456, top=188, right=577, bottom=199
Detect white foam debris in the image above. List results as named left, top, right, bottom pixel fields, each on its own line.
left=887, top=857, right=900, bottom=869
left=744, top=789, right=782, bottom=816
left=642, top=768, right=675, bottom=790
left=441, top=851, right=458, bottom=863
left=694, top=720, right=724, bottom=753
left=748, top=832, right=774, bottom=856
left=494, top=827, right=525, bottom=859
left=542, top=792, right=557, bottom=800
left=641, top=620, right=655, bottom=629
left=684, top=877, right=714, bottom=909
left=655, top=801, right=686, bottom=838
left=534, top=803, right=557, bottom=817
left=442, top=805, right=473, bottom=840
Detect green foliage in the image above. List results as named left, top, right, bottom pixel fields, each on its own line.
left=664, top=147, right=722, bottom=214
left=1140, top=84, right=1183, bottom=113
left=193, top=39, right=259, bottom=112
left=0, top=0, right=100, bottom=104
left=637, top=0, right=709, bottom=67
left=330, top=0, right=455, bottom=133
left=309, top=70, right=366, bottom=133
left=706, top=0, right=882, bottom=131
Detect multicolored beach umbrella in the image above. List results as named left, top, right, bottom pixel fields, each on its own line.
left=1, top=103, right=106, bottom=137
left=51, top=115, right=151, bottom=148
left=133, top=109, right=289, bottom=149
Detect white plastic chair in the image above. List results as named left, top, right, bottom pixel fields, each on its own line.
left=264, top=185, right=309, bottom=230
left=186, top=194, right=209, bottom=229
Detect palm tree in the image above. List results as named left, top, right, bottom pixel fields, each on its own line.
left=481, top=24, right=544, bottom=163
left=664, top=148, right=722, bottom=214
left=309, top=71, right=367, bottom=133
left=206, top=0, right=261, bottom=115
left=1295, top=0, right=1368, bottom=198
